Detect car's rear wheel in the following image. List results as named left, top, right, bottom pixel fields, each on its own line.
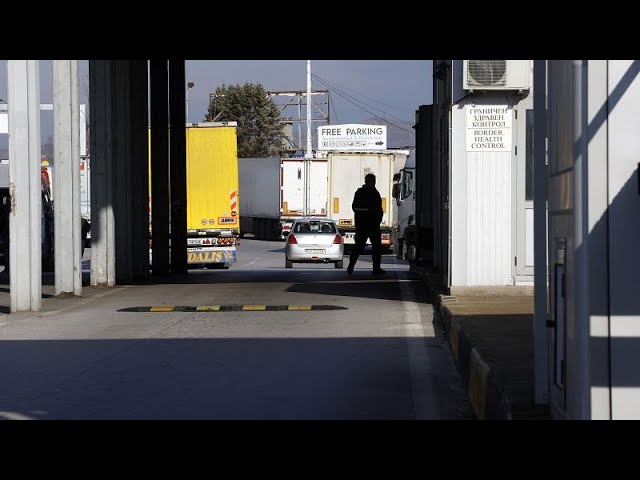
left=335, top=259, right=343, bottom=269
left=285, top=258, right=293, bottom=268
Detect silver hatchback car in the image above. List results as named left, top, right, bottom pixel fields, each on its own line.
left=285, top=218, right=344, bottom=269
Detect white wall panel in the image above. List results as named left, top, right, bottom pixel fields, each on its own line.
left=466, top=151, right=512, bottom=285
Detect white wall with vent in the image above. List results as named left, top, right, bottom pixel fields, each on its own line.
left=449, top=60, right=533, bottom=287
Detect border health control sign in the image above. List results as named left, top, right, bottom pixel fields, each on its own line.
left=317, top=124, right=387, bottom=151
left=466, top=106, right=512, bottom=152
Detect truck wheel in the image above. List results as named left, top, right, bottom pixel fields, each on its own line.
left=271, top=220, right=280, bottom=241
left=406, top=244, right=417, bottom=262
left=285, top=258, right=293, bottom=268
left=335, top=259, right=343, bottom=269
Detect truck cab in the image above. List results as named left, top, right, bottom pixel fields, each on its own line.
left=392, top=150, right=416, bottom=261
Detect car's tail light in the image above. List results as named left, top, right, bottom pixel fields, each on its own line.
left=333, top=234, right=343, bottom=245
left=288, top=234, right=298, bottom=244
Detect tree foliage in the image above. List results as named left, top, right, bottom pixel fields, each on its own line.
left=205, top=82, right=283, bottom=158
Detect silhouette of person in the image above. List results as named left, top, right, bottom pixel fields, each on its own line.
left=347, top=173, right=385, bottom=275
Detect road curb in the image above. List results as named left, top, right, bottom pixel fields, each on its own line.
left=411, top=264, right=512, bottom=420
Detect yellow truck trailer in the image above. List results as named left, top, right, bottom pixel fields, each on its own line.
left=149, top=122, right=240, bottom=268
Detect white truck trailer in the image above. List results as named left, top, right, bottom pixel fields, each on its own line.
left=326, top=150, right=409, bottom=252
left=238, top=156, right=282, bottom=240
left=279, top=156, right=328, bottom=238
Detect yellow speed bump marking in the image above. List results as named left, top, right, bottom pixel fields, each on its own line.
left=242, top=305, right=266, bottom=311
left=117, top=304, right=348, bottom=313
left=288, top=305, right=312, bottom=311
left=196, top=305, right=221, bottom=311
left=150, top=306, right=175, bottom=312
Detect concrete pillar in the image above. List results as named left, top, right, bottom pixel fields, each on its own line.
left=8, top=60, right=42, bottom=312
left=113, top=60, right=134, bottom=284
left=150, top=60, right=170, bottom=275
left=169, top=60, right=187, bottom=274
left=89, top=60, right=116, bottom=287
left=131, top=60, right=150, bottom=281
left=53, top=60, right=82, bottom=296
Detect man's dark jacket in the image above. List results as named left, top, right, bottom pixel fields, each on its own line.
left=352, top=184, right=383, bottom=228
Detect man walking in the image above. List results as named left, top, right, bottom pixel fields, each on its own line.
left=347, top=173, right=385, bottom=275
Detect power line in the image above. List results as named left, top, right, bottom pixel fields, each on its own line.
left=312, top=75, right=414, bottom=132
left=313, top=76, right=414, bottom=134
left=311, top=73, right=414, bottom=126
left=312, top=72, right=409, bottom=115
left=326, top=86, right=414, bottom=134
left=311, top=78, right=339, bottom=124
left=329, top=92, right=340, bottom=124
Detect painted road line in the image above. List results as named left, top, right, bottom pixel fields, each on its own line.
left=150, top=306, right=175, bottom=312
left=396, top=258, right=440, bottom=420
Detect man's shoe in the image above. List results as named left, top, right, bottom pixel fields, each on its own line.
left=372, top=268, right=386, bottom=274
left=347, top=264, right=354, bottom=275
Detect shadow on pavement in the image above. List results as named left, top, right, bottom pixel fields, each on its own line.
left=0, top=336, right=471, bottom=420
left=287, top=278, right=432, bottom=303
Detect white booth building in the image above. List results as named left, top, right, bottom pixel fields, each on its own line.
left=433, top=60, right=534, bottom=290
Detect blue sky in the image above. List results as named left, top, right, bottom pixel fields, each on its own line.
left=186, top=60, right=433, bottom=125
left=0, top=60, right=433, bottom=149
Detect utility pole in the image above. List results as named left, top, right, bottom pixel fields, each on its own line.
left=304, top=60, right=312, bottom=215
left=306, top=60, right=312, bottom=159
left=186, top=81, right=195, bottom=124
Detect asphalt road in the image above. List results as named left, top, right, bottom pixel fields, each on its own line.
left=0, top=239, right=471, bottom=419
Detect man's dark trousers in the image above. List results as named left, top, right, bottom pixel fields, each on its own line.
left=348, top=223, right=382, bottom=271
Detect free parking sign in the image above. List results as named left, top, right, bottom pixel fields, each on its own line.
left=317, top=124, right=387, bottom=151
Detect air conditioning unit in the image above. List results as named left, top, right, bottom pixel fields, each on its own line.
left=463, top=60, right=530, bottom=91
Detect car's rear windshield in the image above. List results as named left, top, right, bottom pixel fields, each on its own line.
left=293, top=221, right=337, bottom=234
